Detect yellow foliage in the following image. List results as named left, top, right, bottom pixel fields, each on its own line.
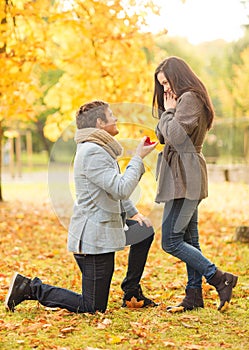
left=119, top=155, right=158, bottom=208
left=40, top=0, right=158, bottom=140
left=0, top=0, right=57, bottom=123
left=1, top=0, right=159, bottom=143
left=43, top=123, right=61, bottom=143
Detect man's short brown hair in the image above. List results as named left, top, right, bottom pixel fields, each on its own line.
left=76, top=100, right=109, bottom=129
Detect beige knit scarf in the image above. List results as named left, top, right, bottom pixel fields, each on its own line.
left=74, top=128, right=123, bottom=159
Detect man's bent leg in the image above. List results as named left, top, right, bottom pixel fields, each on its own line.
left=6, top=252, right=115, bottom=314
left=121, top=220, right=156, bottom=307
left=31, top=277, right=86, bottom=313
left=75, top=252, right=114, bottom=313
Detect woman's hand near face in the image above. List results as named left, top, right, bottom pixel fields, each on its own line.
left=164, top=91, right=177, bottom=110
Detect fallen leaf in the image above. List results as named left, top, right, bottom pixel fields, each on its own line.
left=107, top=335, right=123, bottom=344
left=180, top=315, right=200, bottom=322
left=163, top=341, right=176, bottom=347
left=97, top=318, right=112, bottom=329
left=60, top=326, right=75, bottom=334
left=181, top=322, right=199, bottom=329
left=125, top=296, right=144, bottom=308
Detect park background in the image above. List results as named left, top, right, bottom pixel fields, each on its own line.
left=0, top=0, right=249, bottom=349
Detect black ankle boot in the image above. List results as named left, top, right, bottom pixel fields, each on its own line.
left=122, top=285, right=158, bottom=308
left=208, top=269, right=238, bottom=312
left=167, top=288, right=204, bottom=313
left=5, top=272, right=34, bottom=312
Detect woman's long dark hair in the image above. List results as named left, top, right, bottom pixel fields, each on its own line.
left=152, top=56, right=214, bottom=130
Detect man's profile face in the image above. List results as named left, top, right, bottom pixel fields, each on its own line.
left=101, top=107, right=119, bottom=137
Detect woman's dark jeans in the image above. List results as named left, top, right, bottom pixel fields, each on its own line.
left=162, top=198, right=216, bottom=289
left=30, top=220, right=154, bottom=313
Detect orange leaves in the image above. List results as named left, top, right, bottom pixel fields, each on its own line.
left=130, top=321, right=151, bottom=338
left=125, top=296, right=145, bottom=308
left=0, top=183, right=249, bottom=349
left=0, top=319, right=19, bottom=332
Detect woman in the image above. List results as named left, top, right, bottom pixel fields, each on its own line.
left=5, top=100, right=158, bottom=314
left=152, top=56, right=238, bottom=312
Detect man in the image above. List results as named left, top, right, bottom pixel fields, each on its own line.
left=5, top=100, right=158, bottom=313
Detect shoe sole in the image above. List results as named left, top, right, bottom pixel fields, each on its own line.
left=5, top=272, right=19, bottom=312
left=123, top=298, right=158, bottom=308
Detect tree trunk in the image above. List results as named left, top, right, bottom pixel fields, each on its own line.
left=36, top=120, right=54, bottom=161
left=235, top=226, right=249, bottom=243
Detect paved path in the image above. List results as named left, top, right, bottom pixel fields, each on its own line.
left=2, top=164, right=249, bottom=184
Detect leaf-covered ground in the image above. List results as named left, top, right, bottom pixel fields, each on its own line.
left=0, top=181, right=249, bottom=350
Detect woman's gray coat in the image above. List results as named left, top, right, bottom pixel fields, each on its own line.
left=155, top=91, right=208, bottom=202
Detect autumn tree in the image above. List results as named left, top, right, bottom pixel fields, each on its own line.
left=0, top=0, right=63, bottom=200
left=42, top=0, right=158, bottom=141
left=0, top=0, right=160, bottom=201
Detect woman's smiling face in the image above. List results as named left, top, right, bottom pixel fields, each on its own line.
left=157, top=71, right=174, bottom=93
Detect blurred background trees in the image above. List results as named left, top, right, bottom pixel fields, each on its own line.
left=1, top=0, right=249, bottom=200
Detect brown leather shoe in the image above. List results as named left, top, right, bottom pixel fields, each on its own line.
left=167, top=288, right=204, bottom=313
left=208, top=269, right=238, bottom=312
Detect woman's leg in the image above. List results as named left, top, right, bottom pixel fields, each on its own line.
left=162, top=198, right=216, bottom=281
left=162, top=199, right=238, bottom=312
left=184, top=207, right=203, bottom=290
left=162, top=199, right=206, bottom=311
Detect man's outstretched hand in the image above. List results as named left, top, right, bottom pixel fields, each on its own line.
left=135, top=136, right=158, bottom=159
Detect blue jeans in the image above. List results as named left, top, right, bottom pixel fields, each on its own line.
left=162, top=199, right=216, bottom=289
left=30, top=220, right=154, bottom=313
